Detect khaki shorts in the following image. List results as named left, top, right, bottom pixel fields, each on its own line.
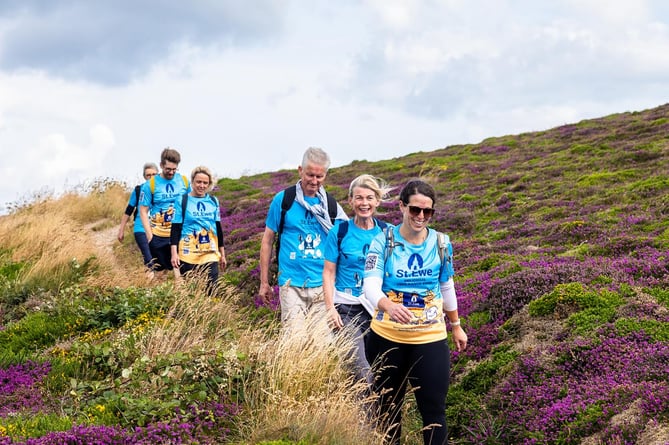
left=279, top=284, right=326, bottom=327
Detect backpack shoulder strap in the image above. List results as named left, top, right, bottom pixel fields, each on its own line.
left=209, top=194, right=219, bottom=207
left=325, top=191, right=338, bottom=223
left=435, top=230, right=451, bottom=267
left=276, top=185, right=297, bottom=263
left=278, top=185, right=297, bottom=236
left=181, top=193, right=189, bottom=223
left=132, top=185, right=141, bottom=220
left=384, top=225, right=396, bottom=263
left=336, top=220, right=350, bottom=252
left=149, top=176, right=156, bottom=206
left=375, top=218, right=387, bottom=230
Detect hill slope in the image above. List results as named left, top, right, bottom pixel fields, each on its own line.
left=0, top=103, right=667, bottom=444
left=215, top=103, right=669, bottom=443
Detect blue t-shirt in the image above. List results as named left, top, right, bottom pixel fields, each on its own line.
left=266, top=190, right=343, bottom=287
left=126, top=186, right=145, bottom=234
left=364, top=226, right=454, bottom=343
left=139, top=174, right=190, bottom=237
left=324, top=219, right=388, bottom=298
left=173, top=194, right=221, bottom=265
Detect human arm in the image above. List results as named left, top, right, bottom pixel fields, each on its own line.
left=259, top=227, right=276, bottom=304
left=139, top=205, right=152, bottom=243
left=170, top=222, right=183, bottom=270
left=216, top=221, right=226, bottom=271
left=117, top=213, right=130, bottom=242
left=323, top=260, right=343, bottom=329
left=363, top=276, right=414, bottom=324
left=441, top=278, right=467, bottom=352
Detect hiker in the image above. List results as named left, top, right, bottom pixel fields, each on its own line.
left=117, top=162, right=159, bottom=275
left=363, top=179, right=467, bottom=445
left=170, top=166, right=226, bottom=295
left=258, top=147, right=348, bottom=328
left=322, top=174, right=392, bottom=385
left=139, top=147, right=190, bottom=274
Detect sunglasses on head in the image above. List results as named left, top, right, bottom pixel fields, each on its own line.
left=407, top=205, right=435, bottom=218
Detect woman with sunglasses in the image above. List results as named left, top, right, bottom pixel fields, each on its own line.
left=363, top=179, right=467, bottom=445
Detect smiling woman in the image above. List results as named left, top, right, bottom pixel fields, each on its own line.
left=170, top=165, right=227, bottom=295
left=362, top=179, right=467, bottom=445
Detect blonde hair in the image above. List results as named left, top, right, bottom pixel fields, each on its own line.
left=348, top=174, right=393, bottom=201
left=190, top=166, right=215, bottom=191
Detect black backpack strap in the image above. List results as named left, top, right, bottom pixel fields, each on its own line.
left=181, top=193, right=189, bottom=224
left=326, top=191, right=338, bottom=224
left=336, top=220, right=350, bottom=259
left=208, top=194, right=219, bottom=208
left=276, top=185, right=297, bottom=263
left=132, top=185, right=141, bottom=220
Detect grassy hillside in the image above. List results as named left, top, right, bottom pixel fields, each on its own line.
left=0, top=104, right=668, bottom=444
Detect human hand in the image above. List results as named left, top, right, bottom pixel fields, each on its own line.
left=385, top=302, right=413, bottom=324
left=259, top=283, right=274, bottom=305
left=327, top=306, right=343, bottom=330
left=451, top=326, right=468, bottom=352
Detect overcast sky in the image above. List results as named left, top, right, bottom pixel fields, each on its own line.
left=2, top=0, right=669, bottom=213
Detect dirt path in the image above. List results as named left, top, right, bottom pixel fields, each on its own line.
left=85, top=220, right=129, bottom=280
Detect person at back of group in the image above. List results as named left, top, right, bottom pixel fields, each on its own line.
left=363, top=179, right=468, bottom=445
left=139, top=147, right=190, bottom=274
left=170, top=166, right=227, bottom=295
left=117, top=162, right=159, bottom=276
left=258, top=146, right=348, bottom=328
left=322, top=174, right=392, bottom=385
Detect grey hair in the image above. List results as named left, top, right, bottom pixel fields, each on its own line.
left=348, top=174, right=393, bottom=202
left=302, top=146, right=331, bottom=170
left=142, top=162, right=159, bottom=174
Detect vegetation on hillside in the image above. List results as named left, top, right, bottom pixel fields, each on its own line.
left=0, top=104, right=668, bottom=444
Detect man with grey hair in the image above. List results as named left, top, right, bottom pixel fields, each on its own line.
left=259, top=147, right=348, bottom=328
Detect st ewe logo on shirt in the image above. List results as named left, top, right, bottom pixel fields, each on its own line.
left=396, top=253, right=433, bottom=278
left=191, top=201, right=215, bottom=218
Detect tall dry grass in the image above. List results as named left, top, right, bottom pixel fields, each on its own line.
left=237, top=310, right=386, bottom=445
left=0, top=179, right=148, bottom=288
left=141, top=275, right=241, bottom=358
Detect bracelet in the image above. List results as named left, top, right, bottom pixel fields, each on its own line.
left=449, top=319, right=461, bottom=326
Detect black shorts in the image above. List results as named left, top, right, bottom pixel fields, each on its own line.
left=149, top=235, right=172, bottom=271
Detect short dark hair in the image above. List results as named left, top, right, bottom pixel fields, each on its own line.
left=160, top=147, right=181, bottom=165
left=399, top=179, right=436, bottom=206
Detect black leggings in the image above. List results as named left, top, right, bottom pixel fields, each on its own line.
left=179, top=261, right=219, bottom=296
left=365, top=330, right=450, bottom=445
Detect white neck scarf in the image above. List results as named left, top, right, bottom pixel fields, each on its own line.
left=294, top=180, right=335, bottom=232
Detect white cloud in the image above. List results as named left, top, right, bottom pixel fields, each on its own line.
left=2, top=0, right=669, bottom=214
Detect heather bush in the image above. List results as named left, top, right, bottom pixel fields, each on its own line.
left=3, top=104, right=669, bottom=444
left=527, top=282, right=624, bottom=318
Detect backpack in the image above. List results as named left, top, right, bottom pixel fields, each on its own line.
left=132, top=185, right=141, bottom=221
left=383, top=226, right=451, bottom=268
left=275, top=184, right=338, bottom=262
left=149, top=174, right=190, bottom=205
left=336, top=218, right=388, bottom=261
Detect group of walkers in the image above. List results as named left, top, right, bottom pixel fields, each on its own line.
left=117, top=147, right=226, bottom=292
left=118, top=146, right=468, bottom=444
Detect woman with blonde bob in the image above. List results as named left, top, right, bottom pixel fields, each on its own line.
left=323, top=174, right=393, bottom=384
left=170, top=166, right=226, bottom=294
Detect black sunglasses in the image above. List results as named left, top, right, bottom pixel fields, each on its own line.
left=407, top=205, right=435, bottom=218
